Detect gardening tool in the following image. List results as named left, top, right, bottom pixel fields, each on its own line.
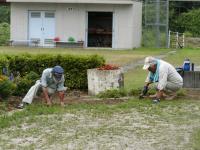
left=139, top=86, right=149, bottom=99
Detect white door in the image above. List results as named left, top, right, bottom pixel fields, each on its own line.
left=29, top=11, right=43, bottom=46
left=29, top=11, right=55, bottom=47
left=43, top=12, right=55, bottom=47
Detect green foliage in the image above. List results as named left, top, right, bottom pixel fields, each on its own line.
left=0, top=6, right=10, bottom=24
left=0, top=75, right=16, bottom=99
left=0, top=22, right=10, bottom=46
left=0, top=54, right=105, bottom=90
left=176, top=89, right=186, bottom=97
left=184, top=31, right=193, bottom=37
left=68, top=37, right=75, bottom=43
left=170, top=8, right=200, bottom=37
left=128, top=87, right=156, bottom=97
left=13, top=71, right=39, bottom=96
left=97, top=89, right=127, bottom=99
left=128, top=88, right=141, bottom=96
left=169, top=1, right=200, bottom=33
left=177, top=9, right=200, bottom=37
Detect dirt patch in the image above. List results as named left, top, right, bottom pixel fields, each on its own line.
left=1, top=105, right=200, bottom=149
left=0, top=91, right=128, bottom=113
left=1, top=90, right=200, bottom=149
left=183, top=89, right=200, bottom=100
left=1, top=89, right=200, bottom=113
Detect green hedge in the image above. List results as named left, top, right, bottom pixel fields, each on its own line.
left=0, top=54, right=105, bottom=89
left=0, top=22, right=10, bottom=46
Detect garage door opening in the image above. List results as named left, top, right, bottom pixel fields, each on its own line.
left=87, top=12, right=113, bottom=48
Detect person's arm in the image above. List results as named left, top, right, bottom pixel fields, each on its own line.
left=145, top=81, right=152, bottom=87
left=143, top=72, right=153, bottom=93
left=42, top=87, right=52, bottom=106
left=40, top=69, right=52, bottom=106
left=41, top=69, right=48, bottom=88
left=57, top=76, right=66, bottom=106
left=144, top=72, right=152, bottom=87
left=58, top=91, right=65, bottom=106
left=140, top=73, right=153, bottom=98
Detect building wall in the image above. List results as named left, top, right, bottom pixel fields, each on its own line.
left=10, top=2, right=142, bottom=49
left=8, top=0, right=134, bottom=4
left=132, top=1, right=142, bottom=48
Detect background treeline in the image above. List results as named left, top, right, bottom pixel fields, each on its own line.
left=0, top=5, right=10, bottom=45
left=169, top=1, right=200, bottom=37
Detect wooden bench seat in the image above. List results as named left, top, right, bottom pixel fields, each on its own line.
left=55, top=41, right=84, bottom=48
left=9, top=40, right=40, bottom=47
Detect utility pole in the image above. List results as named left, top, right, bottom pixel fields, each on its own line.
left=166, top=0, right=169, bottom=48
left=155, top=0, right=160, bottom=48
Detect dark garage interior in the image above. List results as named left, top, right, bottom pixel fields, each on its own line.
left=87, top=12, right=113, bottom=48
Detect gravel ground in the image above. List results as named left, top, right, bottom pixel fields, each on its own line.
left=0, top=100, right=200, bottom=150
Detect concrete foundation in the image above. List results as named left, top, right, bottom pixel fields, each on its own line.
left=87, top=68, right=124, bottom=96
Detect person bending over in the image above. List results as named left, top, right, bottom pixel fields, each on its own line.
left=17, top=65, right=67, bottom=108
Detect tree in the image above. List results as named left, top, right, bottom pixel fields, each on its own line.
left=0, top=5, right=10, bottom=24
left=169, top=1, right=200, bottom=33
left=177, top=9, right=200, bottom=37
left=0, top=22, right=10, bottom=45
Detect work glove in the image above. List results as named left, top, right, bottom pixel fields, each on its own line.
left=142, top=86, right=148, bottom=96
left=139, top=86, right=149, bottom=99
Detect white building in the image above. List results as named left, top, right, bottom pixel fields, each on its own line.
left=7, top=0, right=142, bottom=49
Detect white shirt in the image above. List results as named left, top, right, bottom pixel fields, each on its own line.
left=40, top=68, right=65, bottom=91
left=145, top=60, right=183, bottom=90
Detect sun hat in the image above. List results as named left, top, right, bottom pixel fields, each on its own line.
left=52, top=66, right=64, bottom=81
left=143, top=56, right=157, bottom=70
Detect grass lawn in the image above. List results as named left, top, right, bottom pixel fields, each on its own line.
left=0, top=46, right=169, bottom=66
left=0, top=47, right=200, bottom=149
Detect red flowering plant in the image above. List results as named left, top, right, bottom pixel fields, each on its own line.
left=53, top=37, right=60, bottom=42
left=97, top=64, right=119, bottom=70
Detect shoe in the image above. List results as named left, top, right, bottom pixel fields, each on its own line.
left=152, top=99, right=160, bottom=103
left=16, top=103, right=24, bottom=109
left=16, top=102, right=28, bottom=109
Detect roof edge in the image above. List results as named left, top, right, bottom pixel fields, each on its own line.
left=6, top=0, right=137, bottom=4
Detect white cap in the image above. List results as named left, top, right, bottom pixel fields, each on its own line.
left=143, top=56, right=157, bottom=70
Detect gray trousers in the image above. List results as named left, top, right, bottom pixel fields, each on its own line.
left=22, top=80, right=41, bottom=104
left=22, top=80, right=66, bottom=104
left=155, top=82, right=183, bottom=92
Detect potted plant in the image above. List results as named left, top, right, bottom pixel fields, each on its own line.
left=68, top=37, right=75, bottom=43
left=87, top=64, right=124, bottom=96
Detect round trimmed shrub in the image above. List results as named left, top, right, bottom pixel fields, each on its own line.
left=0, top=75, right=16, bottom=99
left=13, top=71, right=39, bottom=96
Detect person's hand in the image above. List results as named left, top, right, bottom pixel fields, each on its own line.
left=142, top=86, right=148, bottom=95
left=139, top=86, right=149, bottom=99
left=47, top=100, right=52, bottom=106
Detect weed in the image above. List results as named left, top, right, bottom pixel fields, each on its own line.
left=97, top=89, right=127, bottom=99
left=176, top=89, right=186, bottom=97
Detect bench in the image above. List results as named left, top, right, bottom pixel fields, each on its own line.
left=9, top=39, right=40, bottom=47
left=55, top=41, right=84, bottom=48
left=183, top=71, right=200, bottom=88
